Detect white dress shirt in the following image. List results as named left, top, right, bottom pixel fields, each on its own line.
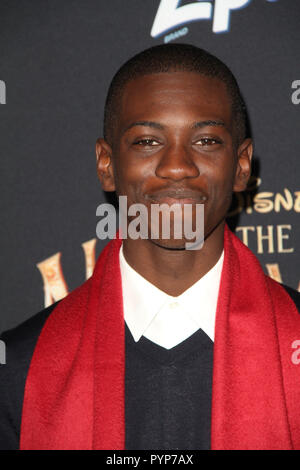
left=119, top=245, right=224, bottom=350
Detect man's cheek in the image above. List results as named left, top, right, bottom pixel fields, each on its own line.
left=206, top=185, right=232, bottom=220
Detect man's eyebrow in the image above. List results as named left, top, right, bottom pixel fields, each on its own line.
left=123, top=121, right=164, bottom=134
left=122, top=119, right=226, bottom=135
left=192, top=120, right=226, bottom=129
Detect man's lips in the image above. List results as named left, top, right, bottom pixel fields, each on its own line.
left=144, top=189, right=208, bottom=205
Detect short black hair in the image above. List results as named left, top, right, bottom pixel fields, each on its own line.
left=103, top=43, right=247, bottom=147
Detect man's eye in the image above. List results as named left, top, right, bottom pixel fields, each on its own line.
left=195, top=138, right=221, bottom=146
left=133, top=139, right=160, bottom=146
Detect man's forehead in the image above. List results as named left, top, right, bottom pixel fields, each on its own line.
left=122, top=71, right=227, bottom=97
left=118, top=71, right=232, bottom=125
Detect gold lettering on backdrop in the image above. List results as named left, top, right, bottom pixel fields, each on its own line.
left=235, top=226, right=255, bottom=246
left=253, top=192, right=274, bottom=213
left=265, top=264, right=283, bottom=283
left=81, top=238, right=97, bottom=279
left=256, top=225, right=274, bottom=254
left=294, top=192, right=300, bottom=212
left=37, top=240, right=97, bottom=307
left=274, top=189, right=293, bottom=212
left=228, top=177, right=299, bottom=216
left=236, top=224, right=295, bottom=254
left=277, top=224, right=294, bottom=253
left=37, top=253, right=69, bottom=307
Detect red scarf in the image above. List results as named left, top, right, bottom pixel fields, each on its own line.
left=20, top=226, right=300, bottom=450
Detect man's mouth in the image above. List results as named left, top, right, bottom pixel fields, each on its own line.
left=144, top=188, right=208, bottom=206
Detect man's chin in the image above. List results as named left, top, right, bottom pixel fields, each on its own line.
left=148, top=237, right=199, bottom=251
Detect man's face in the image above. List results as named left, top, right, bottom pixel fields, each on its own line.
left=97, top=71, right=252, bottom=248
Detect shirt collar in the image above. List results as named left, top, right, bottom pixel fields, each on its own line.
left=119, top=245, right=224, bottom=343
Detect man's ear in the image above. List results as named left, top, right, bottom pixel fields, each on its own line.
left=233, top=138, right=253, bottom=192
left=95, top=138, right=115, bottom=192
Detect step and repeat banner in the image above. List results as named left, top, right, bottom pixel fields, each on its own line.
left=1, top=0, right=299, bottom=332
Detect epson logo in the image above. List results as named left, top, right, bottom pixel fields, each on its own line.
left=151, top=0, right=278, bottom=38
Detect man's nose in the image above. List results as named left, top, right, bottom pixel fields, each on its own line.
left=155, top=144, right=200, bottom=181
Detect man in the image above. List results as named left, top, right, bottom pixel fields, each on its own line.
left=0, top=44, right=299, bottom=450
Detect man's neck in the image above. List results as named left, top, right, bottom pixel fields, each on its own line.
left=121, top=221, right=225, bottom=297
